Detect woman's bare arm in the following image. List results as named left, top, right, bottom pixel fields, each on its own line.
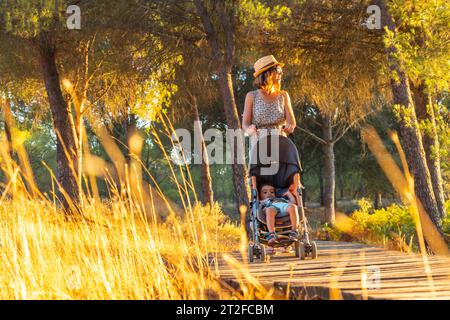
left=282, top=91, right=296, bottom=135
left=242, top=92, right=256, bottom=134
left=283, top=190, right=296, bottom=203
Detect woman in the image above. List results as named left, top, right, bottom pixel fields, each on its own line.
left=243, top=55, right=298, bottom=246
left=242, top=55, right=296, bottom=138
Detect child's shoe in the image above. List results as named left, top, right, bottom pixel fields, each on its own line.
left=266, top=232, right=277, bottom=246
left=289, top=230, right=299, bottom=241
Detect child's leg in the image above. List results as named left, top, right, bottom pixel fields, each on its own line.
left=286, top=204, right=299, bottom=231
left=265, top=207, right=277, bottom=232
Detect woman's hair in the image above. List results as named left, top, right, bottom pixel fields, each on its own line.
left=253, top=66, right=281, bottom=92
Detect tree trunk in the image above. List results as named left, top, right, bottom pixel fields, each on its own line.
left=376, top=0, right=442, bottom=228
left=322, top=114, right=335, bottom=224
left=76, top=112, right=83, bottom=203
left=37, top=38, right=79, bottom=211
left=1, top=95, right=14, bottom=159
left=199, top=134, right=214, bottom=207
left=390, top=73, right=441, bottom=226
left=1, top=95, right=15, bottom=195
left=190, top=93, right=214, bottom=206
left=126, top=112, right=138, bottom=153
left=217, top=67, right=250, bottom=214
left=374, top=192, right=382, bottom=210
left=411, top=83, right=446, bottom=220
left=193, top=0, right=249, bottom=236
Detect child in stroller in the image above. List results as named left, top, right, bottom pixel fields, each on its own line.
left=247, top=134, right=318, bottom=262
left=258, top=182, right=299, bottom=246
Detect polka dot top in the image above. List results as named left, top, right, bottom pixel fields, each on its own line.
left=252, top=90, right=286, bottom=129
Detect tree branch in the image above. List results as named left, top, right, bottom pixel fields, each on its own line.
left=333, top=110, right=374, bottom=143
left=296, top=127, right=327, bottom=144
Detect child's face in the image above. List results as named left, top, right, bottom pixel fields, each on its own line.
left=260, top=185, right=275, bottom=200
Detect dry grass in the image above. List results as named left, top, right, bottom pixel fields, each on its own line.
left=0, top=113, right=271, bottom=300
left=0, top=195, right=244, bottom=299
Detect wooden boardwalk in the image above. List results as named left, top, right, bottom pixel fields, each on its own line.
left=216, top=241, right=450, bottom=300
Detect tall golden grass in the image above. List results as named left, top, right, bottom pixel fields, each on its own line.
left=0, top=112, right=270, bottom=300
left=0, top=196, right=238, bottom=299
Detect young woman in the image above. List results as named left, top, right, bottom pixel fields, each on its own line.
left=243, top=55, right=299, bottom=247
left=242, top=55, right=296, bottom=138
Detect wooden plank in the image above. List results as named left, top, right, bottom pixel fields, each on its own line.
left=215, top=241, right=450, bottom=300
left=217, top=262, right=450, bottom=281
left=217, top=261, right=450, bottom=276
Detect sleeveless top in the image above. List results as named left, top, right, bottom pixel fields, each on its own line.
left=252, top=89, right=286, bottom=129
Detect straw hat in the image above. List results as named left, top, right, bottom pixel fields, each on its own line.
left=253, top=55, right=284, bottom=77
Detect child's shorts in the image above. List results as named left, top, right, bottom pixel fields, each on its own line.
left=266, top=202, right=291, bottom=218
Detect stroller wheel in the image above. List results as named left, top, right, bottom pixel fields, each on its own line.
left=259, top=245, right=266, bottom=262
left=248, top=243, right=254, bottom=263
left=295, top=241, right=306, bottom=260
left=311, top=241, right=318, bottom=259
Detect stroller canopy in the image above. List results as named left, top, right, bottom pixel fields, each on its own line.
left=249, top=134, right=302, bottom=189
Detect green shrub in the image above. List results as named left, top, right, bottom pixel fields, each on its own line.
left=320, top=222, right=342, bottom=241
left=349, top=199, right=417, bottom=251
left=318, top=199, right=449, bottom=252
left=443, top=200, right=450, bottom=236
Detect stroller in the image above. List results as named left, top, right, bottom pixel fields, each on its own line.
left=247, top=133, right=318, bottom=262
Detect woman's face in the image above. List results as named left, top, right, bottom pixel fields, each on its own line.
left=271, top=66, right=283, bottom=84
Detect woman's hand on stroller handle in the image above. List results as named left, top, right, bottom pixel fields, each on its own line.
left=282, top=123, right=294, bottom=135
left=245, top=124, right=258, bottom=136
left=283, top=190, right=296, bottom=203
